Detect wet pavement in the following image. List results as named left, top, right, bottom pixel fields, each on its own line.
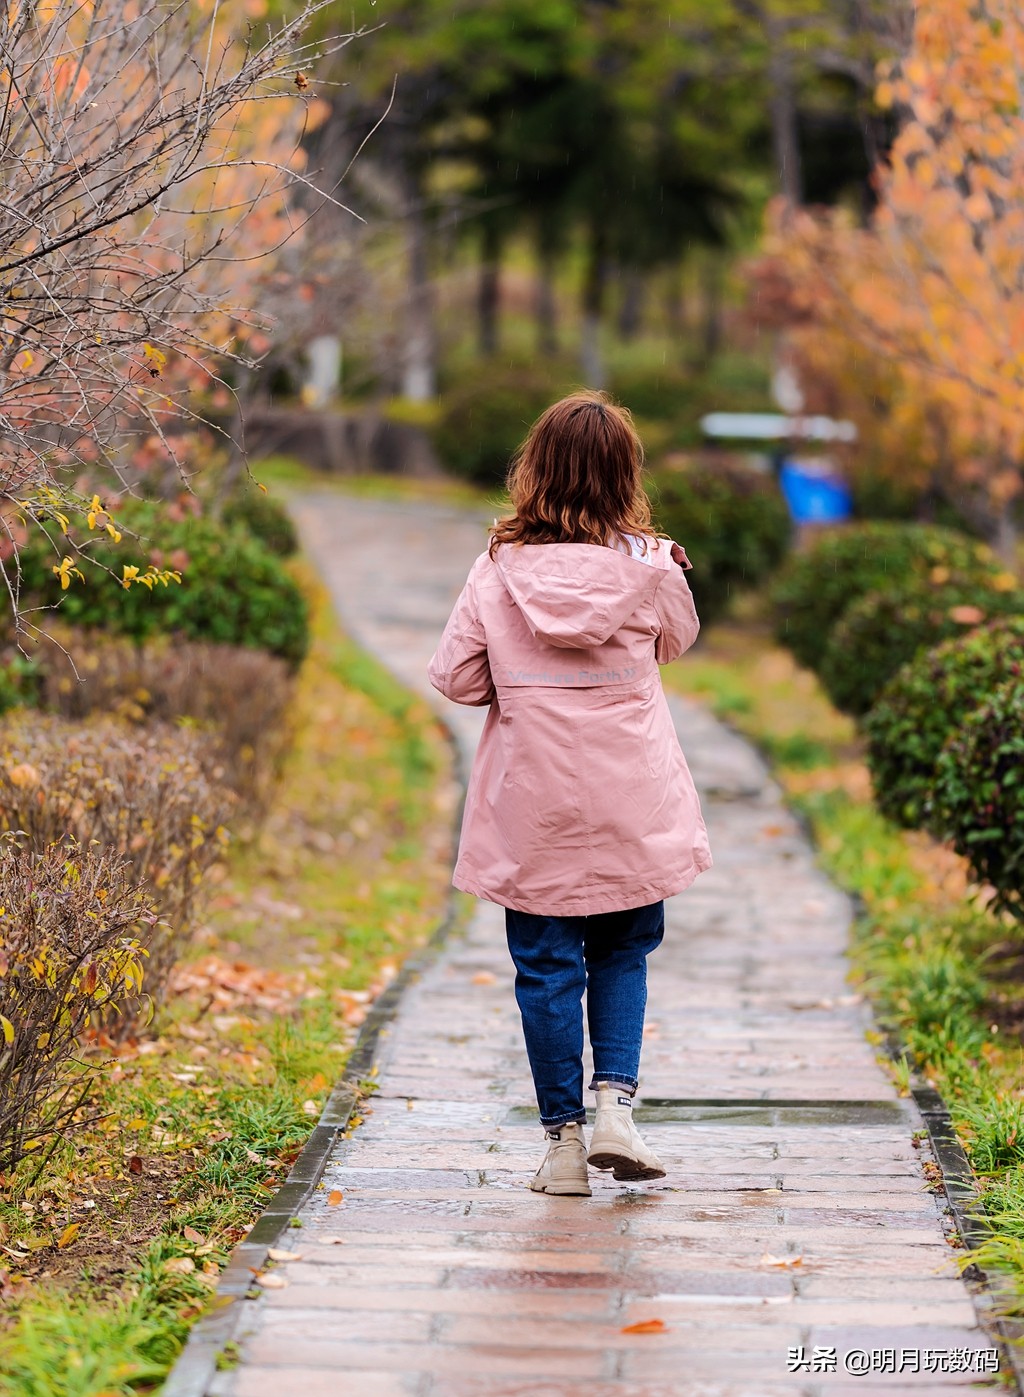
left=209, top=494, right=1004, bottom=1396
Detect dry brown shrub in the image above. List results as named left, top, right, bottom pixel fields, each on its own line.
left=0, top=712, right=235, bottom=1034
left=0, top=838, right=158, bottom=1170
left=30, top=626, right=294, bottom=817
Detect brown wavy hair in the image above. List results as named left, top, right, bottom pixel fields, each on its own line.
left=488, top=390, right=660, bottom=559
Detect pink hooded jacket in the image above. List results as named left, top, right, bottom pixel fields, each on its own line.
left=427, top=535, right=713, bottom=915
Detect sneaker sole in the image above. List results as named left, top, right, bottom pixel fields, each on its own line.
left=587, top=1150, right=666, bottom=1182
left=529, top=1178, right=592, bottom=1196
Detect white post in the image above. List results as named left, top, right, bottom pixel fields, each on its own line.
left=304, top=334, right=342, bottom=408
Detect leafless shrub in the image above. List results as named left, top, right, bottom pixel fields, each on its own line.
left=0, top=712, right=234, bottom=1033
left=0, top=837, right=159, bottom=1170
left=0, top=0, right=362, bottom=621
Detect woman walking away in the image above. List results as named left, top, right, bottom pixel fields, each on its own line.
left=427, top=390, right=712, bottom=1198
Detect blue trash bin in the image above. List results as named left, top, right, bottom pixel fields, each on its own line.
left=778, top=459, right=852, bottom=525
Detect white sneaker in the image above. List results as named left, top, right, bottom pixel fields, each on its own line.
left=587, top=1083, right=665, bottom=1181
left=529, top=1121, right=592, bottom=1196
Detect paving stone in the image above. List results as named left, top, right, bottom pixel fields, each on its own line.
left=213, top=1368, right=418, bottom=1396
left=198, top=496, right=999, bottom=1396
left=235, top=1335, right=610, bottom=1378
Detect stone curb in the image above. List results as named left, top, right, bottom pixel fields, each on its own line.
left=160, top=709, right=469, bottom=1397
left=891, top=1049, right=1024, bottom=1393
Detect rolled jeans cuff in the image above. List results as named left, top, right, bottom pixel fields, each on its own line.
left=541, top=1109, right=588, bottom=1130
left=589, top=1076, right=638, bottom=1094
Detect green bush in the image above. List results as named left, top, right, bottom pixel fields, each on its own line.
left=770, top=522, right=1009, bottom=672
left=932, top=679, right=1024, bottom=920
left=221, top=485, right=299, bottom=557
left=818, top=575, right=1024, bottom=718
left=610, top=365, right=700, bottom=423
left=864, top=617, right=1024, bottom=830
left=649, top=460, right=792, bottom=624
left=17, top=498, right=309, bottom=667
left=432, top=369, right=559, bottom=485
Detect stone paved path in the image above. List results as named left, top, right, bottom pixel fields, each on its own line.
left=211, top=494, right=1004, bottom=1396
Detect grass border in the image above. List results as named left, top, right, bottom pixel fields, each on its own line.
left=161, top=711, right=468, bottom=1397
left=908, top=1075, right=1024, bottom=1389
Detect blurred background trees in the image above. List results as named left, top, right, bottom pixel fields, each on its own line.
left=287, top=0, right=905, bottom=403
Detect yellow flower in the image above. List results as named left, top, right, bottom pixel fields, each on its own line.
left=52, top=556, right=84, bottom=590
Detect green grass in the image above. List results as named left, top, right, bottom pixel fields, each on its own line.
left=0, top=562, right=455, bottom=1392
left=664, top=612, right=1024, bottom=1308
left=247, top=454, right=498, bottom=512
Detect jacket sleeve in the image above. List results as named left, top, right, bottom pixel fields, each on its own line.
left=653, top=542, right=700, bottom=665
left=427, top=557, right=495, bottom=707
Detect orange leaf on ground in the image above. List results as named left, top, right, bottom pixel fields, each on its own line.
left=327, top=1189, right=343, bottom=1205
left=621, top=1319, right=667, bottom=1335
left=183, top=1226, right=204, bottom=1245
left=256, top=1272, right=288, bottom=1289
left=57, top=1223, right=80, bottom=1249
left=471, top=971, right=496, bottom=985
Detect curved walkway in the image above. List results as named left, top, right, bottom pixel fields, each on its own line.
left=211, top=494, right=1001, bottom=1396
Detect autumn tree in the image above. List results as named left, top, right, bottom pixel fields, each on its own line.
left=0, top=0, right=356, bottom=626
left=758, top=0, right=1024, bottom=556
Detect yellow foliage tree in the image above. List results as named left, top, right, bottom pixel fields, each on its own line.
left=756, top=0, right=1024, bottom=556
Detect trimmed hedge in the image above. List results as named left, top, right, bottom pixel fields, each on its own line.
left=650, top=461, right=792, bottom=624
left=770, top=523, right=1009, bottom=672
left=17, top=498, right=309, bottom=667
left=818, top=576, right=1024, bottom=717
left=864, top=617, right=1024, bottom=831
left=933, top=679, right=1024, bottom=920
left=432, top=369, right=560, bottom=485
left=221, top=486, right=299, bottom=557
left=32, top=626, right=295, bottom=819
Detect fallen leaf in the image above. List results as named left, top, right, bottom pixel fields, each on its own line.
left=621, top=1318, right=667, bottom=1335
left=471, top=971, right=496, bottom=985
left=57, top=1223, right=80, bottom=1249
left=183, top=1226, right=205, bottom=1245
left=128, top=1156, right=143, bottom=1175
left=321, top=1237, right=346, bottom=1245
left=164, top=1256, right=195, bottom=1274
left=759, top=1252, right=803, bottom=1268
left=327, top=1190, right=343, bottom=1206
left=256, top=1272, right=288, bottom=1289
left=266, top=1248, right=300, bottom=1262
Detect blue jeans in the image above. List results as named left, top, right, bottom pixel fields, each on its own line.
left=504, top=901, right=665, bottom=1129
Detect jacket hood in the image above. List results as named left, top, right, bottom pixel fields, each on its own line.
left=493, top=540, right=668, bottom=649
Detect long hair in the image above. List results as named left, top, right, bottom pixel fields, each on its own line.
left=488, top=390, right=660, bottom=559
